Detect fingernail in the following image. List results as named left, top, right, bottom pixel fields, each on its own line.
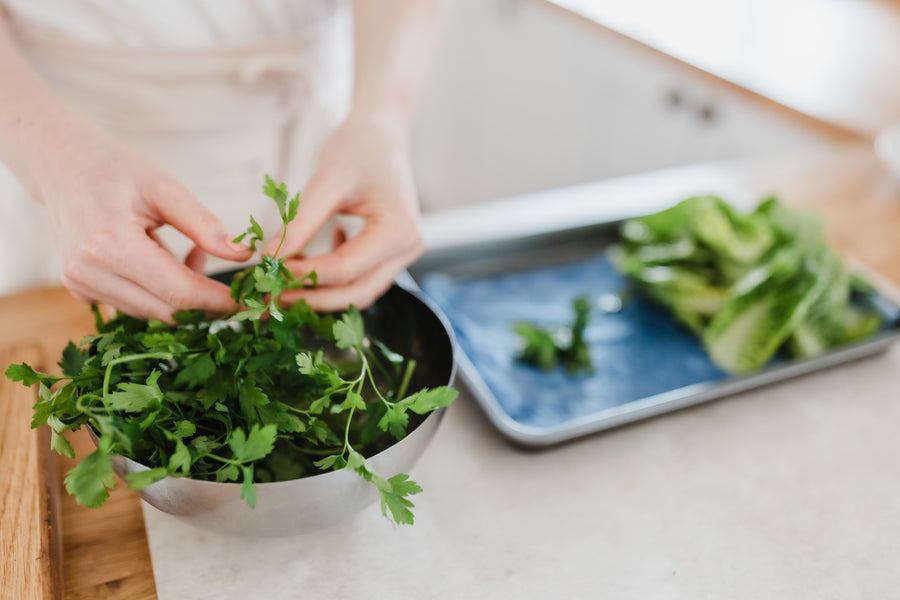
left=227, top=239, right=251, bottom=253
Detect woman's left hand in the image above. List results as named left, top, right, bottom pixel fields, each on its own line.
left=269, top=108, right=424, bottom=311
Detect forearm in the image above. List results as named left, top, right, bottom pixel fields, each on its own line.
left=351, top=0, right=448, bottom=132
left=0, top=16, right=106, bottom=201
left=275, top=1, right=448, bottom=310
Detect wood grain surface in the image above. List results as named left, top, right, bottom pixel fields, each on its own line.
left=0, top=344, right=61, bottom=600
left=0, top=288, right=157, bottom=600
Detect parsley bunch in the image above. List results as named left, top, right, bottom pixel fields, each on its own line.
left=5, top=176, right=457, bottom=525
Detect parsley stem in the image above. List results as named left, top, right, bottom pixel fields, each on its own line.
left=356, top=345, right=390, bottom=405
left=197, top=453, right=242, bottom=466
left=352, top=353, right=368, bottom=386
left=291, top=446, right=339, bottom=456
left=283, top=405, right=312, bottom=416
left=396, top=359, right=417, bottom=400
left=102, top=352, right=173, bottom=399
left=341, top=405, right=356, bottom=459
left=75, top=393, right=107, bottom=416
left=272, top=227, right=288, bottom=260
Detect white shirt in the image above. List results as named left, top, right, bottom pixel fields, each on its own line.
left=2, top=0, right=344, bottom=47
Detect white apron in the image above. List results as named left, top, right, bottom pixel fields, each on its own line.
left=0, top=0, right=352, bottom=294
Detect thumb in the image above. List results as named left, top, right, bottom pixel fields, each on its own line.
left=148, top=178, right=254, bottom=261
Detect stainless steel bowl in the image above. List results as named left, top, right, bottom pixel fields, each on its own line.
left=109, top=283, right=457, bottom=537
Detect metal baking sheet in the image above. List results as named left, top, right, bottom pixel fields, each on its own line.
left=406, top=216, right=900, bottom=447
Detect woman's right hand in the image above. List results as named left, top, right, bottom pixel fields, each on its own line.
left=37, top=134, right=254, bottom=321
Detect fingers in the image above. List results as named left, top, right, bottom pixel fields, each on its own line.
left=280, top=251, right=415, bottom=312
left=40, top=139, right=251, bottom=321
left=62, top=261, right=180, bottom=322
left=146, top=178, right=254, bottom=262
left=286, top=216, right=421, bottom=283
left=184, top=245, right=207, bottom=275
left=280, top=214, right=423, bottom=310
left=119, top=237, right=238, bottom=314
left=61, top=224, right=238, bottom=321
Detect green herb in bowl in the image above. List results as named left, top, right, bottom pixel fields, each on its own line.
left=5, top=176, right=457, bottom=528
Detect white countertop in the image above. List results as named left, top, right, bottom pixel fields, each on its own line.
left=144, top=339, right=900, bottom=598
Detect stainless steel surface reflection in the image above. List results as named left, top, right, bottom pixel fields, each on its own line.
left=112, top=409, right=445, bottom=537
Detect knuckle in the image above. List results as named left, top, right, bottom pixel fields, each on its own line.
left=328, top=260, right=356, bottom=286
left=69, top=290, right=91, bottom=303
left=158, top=286, right=191, bottom=310
left=143, top=173, right=184, bottom=199
left=80, top=235, right=112, bottom=264
left=59, top=269, right=84, bottom=291
left=59, top=256, right=93, bottom=288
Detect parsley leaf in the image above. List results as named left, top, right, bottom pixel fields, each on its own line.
left=263, top=175, right=289, bottom=218
left=64, top=437, right=116, bottom=508
left=240, top=465, right=258, bottom=508
left=50, top=430, right=76, bottom=459
left=403, top=387, right=459, bottom=415
left=125, top=467, right=169, bottom=491
left=59, top=341, right=90, bottom=377
left=105, top=371, right=164, bottom=412
left=233, top=215, right=266, bottom=252
left=4, top=363, right=61, bottom=387
left=173, top=354, right=216, bottom=388
left=169, top=441, right=192, bottom=475
left=377, top=473, right=422, bottom=525
left=229, top=424, right=278, bottom=463
left=334, top=306, right=365, bottom=349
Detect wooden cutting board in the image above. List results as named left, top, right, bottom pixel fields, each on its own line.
left=0, top=344, right=63, bottom=600
left=0, top=287, right=157, bottom=600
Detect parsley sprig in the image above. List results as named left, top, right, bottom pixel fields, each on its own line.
left=5, top=176, right=457, bottom=525
left=513, top=295, right=594, bottom=374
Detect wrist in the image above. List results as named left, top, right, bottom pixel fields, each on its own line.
left=350, top=89, right=416, bottom=133
left=20, top=114, right=113, bottom=205
left=0, top=27, right=113, bottom=204
left=344, top=102, right=414, bottom=153
left=0, top=86, right=107, bottom=206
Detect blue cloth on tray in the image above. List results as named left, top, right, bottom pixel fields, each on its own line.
left=420, top=252, right=728, bottom=430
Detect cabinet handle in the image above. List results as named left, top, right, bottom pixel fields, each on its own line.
left=664, top=88, right=718, bottom=124
left=697, top=104, right=717, bottom=124
left=665, top=88, right=683, bottom=109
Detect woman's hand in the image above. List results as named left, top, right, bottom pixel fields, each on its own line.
left=40, top=133, right=253, bottom=321
left=270, top=0, right=448, bottom=311
left=272, top=109, right=424, bottom=310
left=0, top=16, right=252, bottom=321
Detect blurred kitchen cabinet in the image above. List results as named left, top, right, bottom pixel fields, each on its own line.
left=412, top=0, right=834, bottom=211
